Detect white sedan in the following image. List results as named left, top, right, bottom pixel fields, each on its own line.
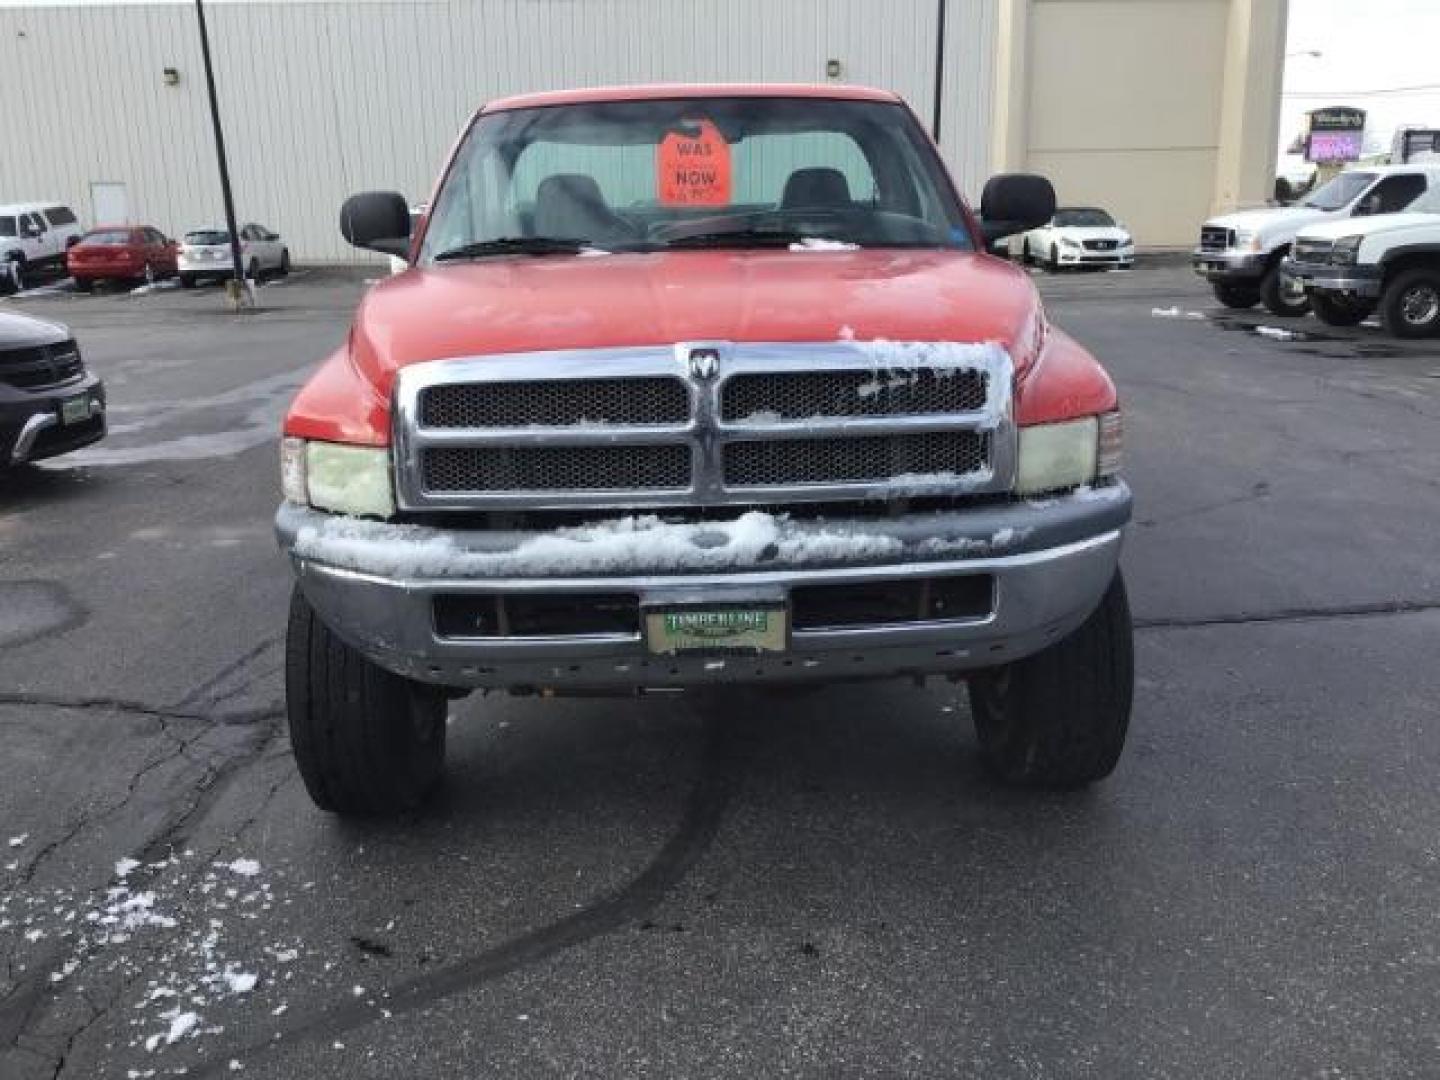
left=177, top=223, right=291, bottom=287
left=1018, top=207, right=1134, bottom=271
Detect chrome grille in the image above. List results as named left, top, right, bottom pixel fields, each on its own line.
left=1292, top=238, right=1333, bottom=264
left=1200, top=226, right=1233, bottom=252
left=423, top=444, right=691, bottom=493
left=394, top=343, right=1015, bottom=510
left=1082, top=239, right=1118, bottom=251
left=420, top=377, right=688, bottom=428
left=0, top=341, right=84, bottom=390
left=724, top=432, right=990, bottom=488
left=720, top=369, right=987, bottom=421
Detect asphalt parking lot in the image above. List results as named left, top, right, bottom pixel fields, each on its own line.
left=2, top=260, right=1438, bottom=1079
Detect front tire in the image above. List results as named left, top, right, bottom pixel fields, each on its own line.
left=1047, top=244, right=1060, bottom=273
left=286, top=588, right=448, bottom=816
left=278, top=249, right=291, bottom=276
left=1211, top=281, right=1260, bottom=309
left=1310, top=292, right=1375, bottom=328
left=72, top=276, right=93, bottom=293
left=968, top=572, right=1133, bottom=789
left=1379, top=267, right=1440, bottom=339
left=247, top=258, right=261, bottom=281
left=1260, top=261, right=1310, bottom=318
left=178, top=273, right=197, bottom=289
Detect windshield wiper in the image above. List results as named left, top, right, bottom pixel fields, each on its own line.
left=662, top=228, right=809, bottom=250
left=433, top=236, right=593, bottom=261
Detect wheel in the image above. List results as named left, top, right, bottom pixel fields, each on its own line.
left=1021, top=240, right=1033, bottom=266
left=1211, top=281, right=1260, bottom=309
left=1259, top=261, right=1310, bottom=318
left=72, top=277, right=93, bottom=293
left=285, top=587, right=448, bottom=816
left=278, top=249, right=291, bottom=276
left=1047, top=244, right=1060, bottom=273
left=247, top=258, right=260, bottom=281
left=178, top=273, right=197, bottom=289
left=1309, top=292, right=1375, bottom=328
left=968, top=572, right=1133, bottom=789
left=1379, top=267, right=1440, bottom=339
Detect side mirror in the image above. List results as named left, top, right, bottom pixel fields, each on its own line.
left=978, top=173, right=1057, bottom=244
left=340, top=192, right=412, bottom=257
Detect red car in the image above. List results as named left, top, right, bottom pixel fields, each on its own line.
left=67, top=227, right=178, bottom=291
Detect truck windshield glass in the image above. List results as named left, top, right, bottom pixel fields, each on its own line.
left=1302, top=171, right=1376, bottom=210
left=82, top=230, right=135, bottom=246
left=421, top=97, right=969, bottom=259
left=0, top=216, right=15, bottom=238
left=185, top=230, right=230, bottom=245
left=1054, top=208, right=1114, bottom=227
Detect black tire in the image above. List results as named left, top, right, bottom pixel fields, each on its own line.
left=1211, top=281, right=1260, bottom=309
left=73, top=277, right=93, bottom=293
left=1021, top=240, right=1033, bottom=266
left=178, top=273, right=197, bottom=289
left=968, top=572, right=1133, bottom=789
left=1379, top=267, right=1440, bottom=339
left=1259, top=261, right=1310, bottom=318
left=1309, top=292, right=1375, bottom=328
left=278, top=249, right=291, bottom=276
left=286, top=587, right=448, bottom=816
left=247, top=258, right=261, bottom=281
left=1047, top=244, right=1060, bottom=273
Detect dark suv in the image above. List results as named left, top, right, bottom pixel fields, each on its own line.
left=0, top=311, right=105, bottom=469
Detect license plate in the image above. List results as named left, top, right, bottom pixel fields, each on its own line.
left=645, top=606, right=788, bottom=655
left=60, top=395, right=92, bottom=426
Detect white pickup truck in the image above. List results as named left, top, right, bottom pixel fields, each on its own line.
left=1283, top=187, right=1440, bottom=337
left=1193, top=164, right=1440, bottom=317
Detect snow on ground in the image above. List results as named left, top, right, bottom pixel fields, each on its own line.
left=1151, top=306, right=1207, bottom=320
left=1254, top=325, right=1300, bottom=341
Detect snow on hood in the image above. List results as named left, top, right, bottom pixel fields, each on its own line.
left=1295, top=210, right=1440, bottom=242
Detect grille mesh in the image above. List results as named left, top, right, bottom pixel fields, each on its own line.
left=1199, top=226, right=1233, bottom=252
left=420, top=378, right=689, bottom=429
left=723, top=431, right=990, bottom=488
left=721, top=369, right=987, bottom=422
left=422, top=444, right=691, bottom=493
left=0, top=342, right=83, bottom=390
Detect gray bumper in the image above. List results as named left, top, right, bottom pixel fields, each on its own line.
left=1192, top=250, right=1268, bottom=281
left=1281, top=258, right=1382, bottom=298
left=276, top=486, right=1132, bottom=691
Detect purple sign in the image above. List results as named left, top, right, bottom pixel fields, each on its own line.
left=1308, top=131, right=1363, bottom=163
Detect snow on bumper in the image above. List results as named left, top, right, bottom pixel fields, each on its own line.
left=275, top=485, right=1132, bottom=690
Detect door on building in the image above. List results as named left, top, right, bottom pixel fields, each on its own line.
left=90, top=182, right=129, bottom=226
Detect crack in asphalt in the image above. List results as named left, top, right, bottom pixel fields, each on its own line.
left=187, top=711, right=743, bottom=1078
left=1136, top=599, right=1440, bottom=631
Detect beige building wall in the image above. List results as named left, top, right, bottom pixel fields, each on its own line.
left=992, top=0, right=1289, bottom=247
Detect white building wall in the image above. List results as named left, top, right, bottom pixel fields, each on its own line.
left=0, top=0, right=999, bottom=263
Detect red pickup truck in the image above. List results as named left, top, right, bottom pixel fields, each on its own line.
left=276, top=84, right=1133, bottom=816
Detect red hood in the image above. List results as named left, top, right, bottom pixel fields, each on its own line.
left=349, top=249, right=1044, bottom=396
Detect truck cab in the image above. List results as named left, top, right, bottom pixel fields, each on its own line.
left=276, top=85, right=1135, bottom=816
left=1193, top=164, right=1440, bottom=317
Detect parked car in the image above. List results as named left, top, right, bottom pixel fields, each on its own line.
left=0, top=202, right=85, bottom=290
left=274, top=83, right=1134, bottom=816
left=177, top=223, right=290, bottom=287
left=1284, top=189, right=1440, bottom=337
left=1193, top=163, right=1440, bottom=317
left=1018, top=206, right=1134, bottom=271
left=67, top=226, right=179, bottom=290
left=0, top=310, right=105, bottom=469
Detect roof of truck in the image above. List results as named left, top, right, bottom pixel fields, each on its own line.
left=484, top=83, right=903, bottom=113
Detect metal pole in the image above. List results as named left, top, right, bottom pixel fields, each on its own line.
left=194, top=0, right=244, bottom=288
left=931, top=0, right=948, bottom=142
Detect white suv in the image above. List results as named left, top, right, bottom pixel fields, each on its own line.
left=1192, top=164, right=1440, bottom=317
left=0, top=203, right=85, bottom=290
left=1283, top=188, right=1440, bottom=338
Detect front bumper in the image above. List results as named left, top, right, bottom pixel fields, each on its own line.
left=1192, top=250, right=1268, bottom=281
left=1057, top=248, right=1134, bottom=267
left=276, top=485, right=1132, bottom=691
left=1, top=374, right=106, bottom=465
left=1281, top=258, right=1382, bottom=298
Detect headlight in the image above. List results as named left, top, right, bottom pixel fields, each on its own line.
left=1331, top=235, right=1364, bottom=266
left=1233, top=230, right=1261, bottom=252
left=280, top=436, right=395, bottom=519
left=1119, top=236, right=1134, bottom=249
left=1060, top=237, right=1081, bottom=249
left=1016, top=411, right=1122, bottom=496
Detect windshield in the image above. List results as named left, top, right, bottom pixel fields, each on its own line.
left=0, top=216, right=15, bottom=238
left=185, top=230, right=230, bottom=245
left=420, top=96, right=969, bottom=260
left=81, top=230, right=135, bottom=246
left=1054, top=208, right=1115, bottom=227
left=1302, top=171, right=1376, bottom=210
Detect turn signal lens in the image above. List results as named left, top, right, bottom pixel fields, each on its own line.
left=279, top=436, right=308, bottom=504
left=1098, top=411, right=1124, bottom=477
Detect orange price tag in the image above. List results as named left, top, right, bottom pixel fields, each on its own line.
left=657, top=120, right=732, bottom=206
